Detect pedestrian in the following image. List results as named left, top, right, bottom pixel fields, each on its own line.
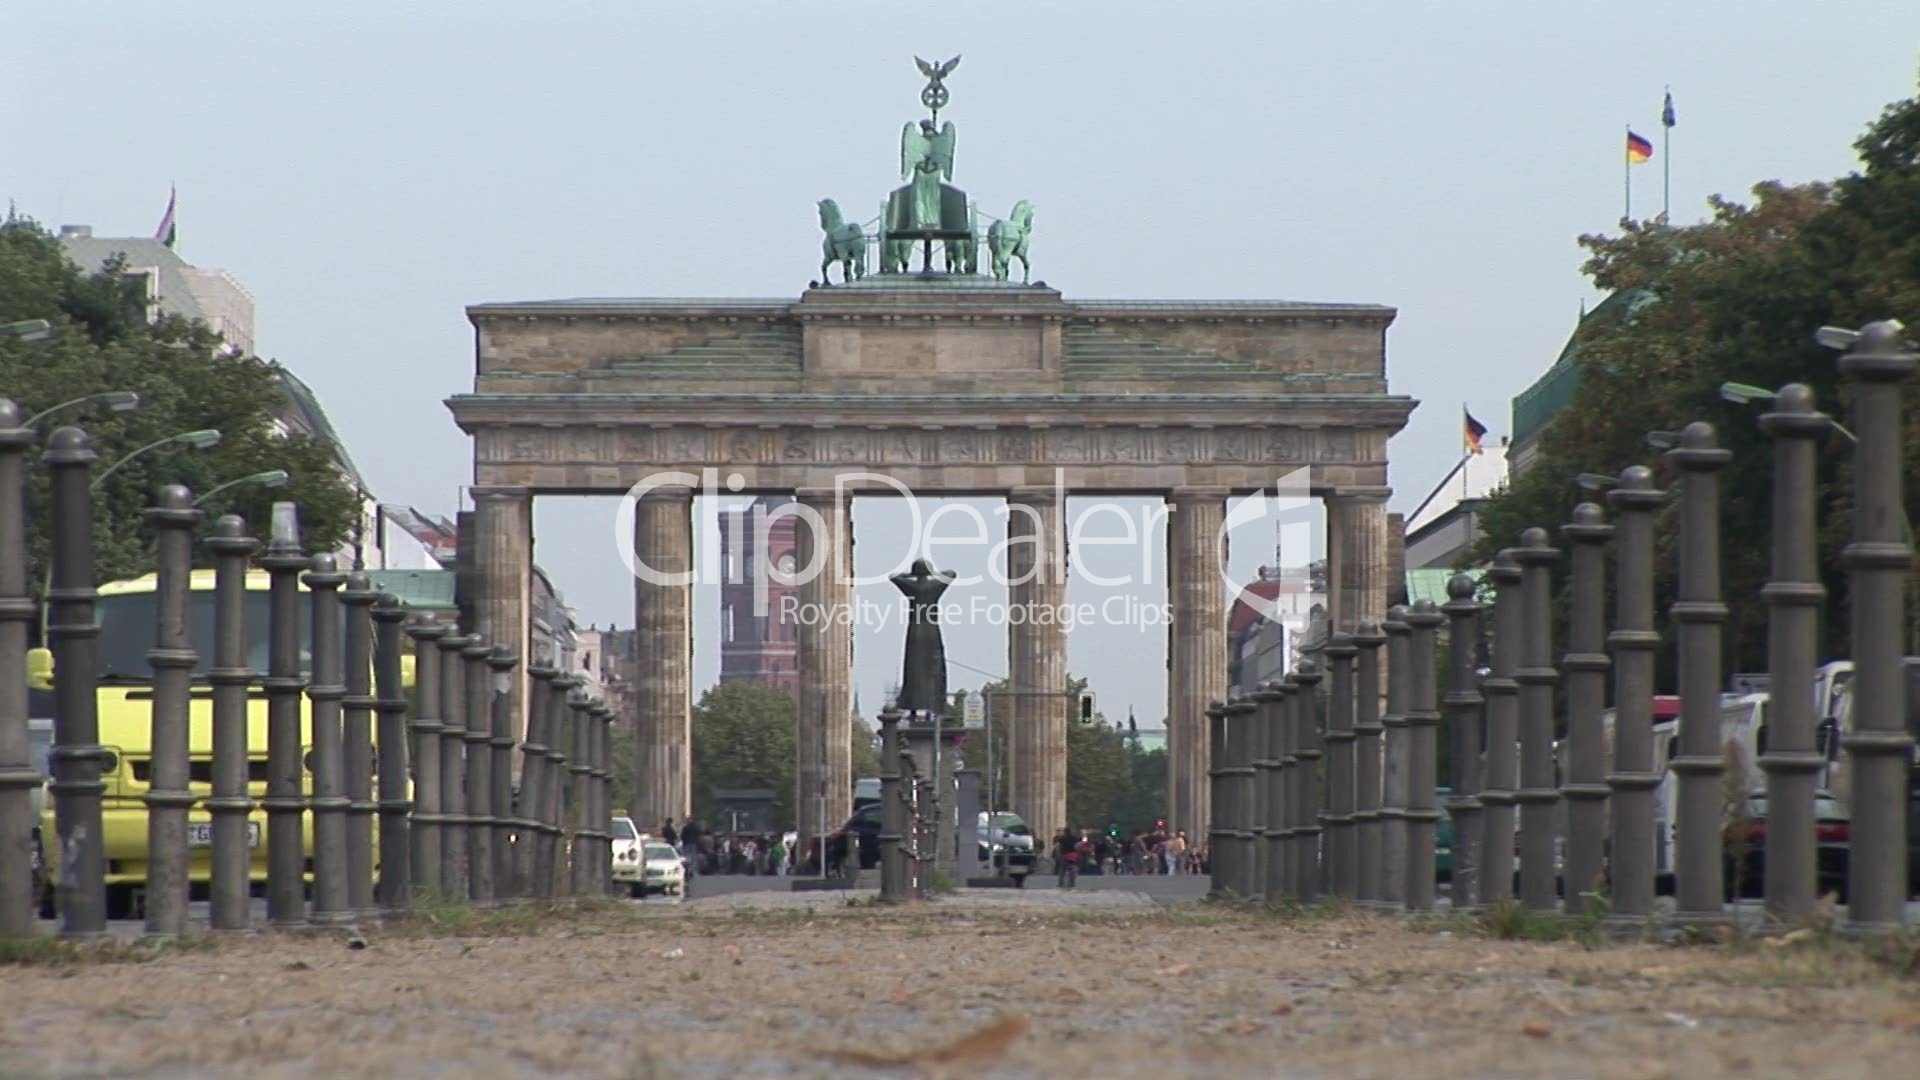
left=771, top=834, right=787, bottom=877
left=1166, top=830, right=1187, bottom=875
left=661, top=817, right=678, bottom=848
left=1054, top=828, right=1079, bottom=889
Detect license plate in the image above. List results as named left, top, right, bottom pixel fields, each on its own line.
left=188, top=822, right=261, bottom=848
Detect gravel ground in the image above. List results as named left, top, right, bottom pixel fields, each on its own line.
left=5, top=897, right=1919, bottom=1079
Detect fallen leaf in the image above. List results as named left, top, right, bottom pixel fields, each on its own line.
left=1054, top=987, right=1086, bottom=1004
left=888, top=981, right=912, bottom=1005
left=1154, top=962, right=1196, bottom=977
left=1520, top=1021, right=1552, bottom=1039
left=825, top=1014, right=1031, bottom=1069
left=1225, top=1020, right=1264, bottom=1037
left=1271, top=1003, right=1294, bottom=1017
left=283, top=960, right=310, bottom=972
left=1764, top=928, right=1815, bottom=949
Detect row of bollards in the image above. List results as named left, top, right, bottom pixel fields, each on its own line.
left=875, top=706, right=935, bottom=902
left=0, top=413, right=627, bottom=940
left=1207, top=320, right=1914, bottom=930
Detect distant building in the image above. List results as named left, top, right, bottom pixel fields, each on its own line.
left=1403, top=440, right=1510, bottom=571
left=1227, top=561, right=1321, bottom=695
left=716, top=495, right=800, bottom=694
left=57, top=224, right=255, bottom=355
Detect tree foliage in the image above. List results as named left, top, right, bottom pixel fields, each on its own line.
left=688, top=680, right=796, bottom=826
left=1473, top=78, right=1920, bottom=680
left=0, top=218, right=356, bottom=601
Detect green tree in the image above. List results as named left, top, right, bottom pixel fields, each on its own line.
left=1473, top=77, right=1920, bottom=678
left=0, top=218, right=356, bottom=599
left=688, top=681, right=795, bottom=826
left=849, top=713, right=881, bottom=780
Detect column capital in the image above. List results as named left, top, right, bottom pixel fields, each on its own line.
left=1327, top=485, right=1393, bottom=503
left=1167, top=485, right=1231, bottom=503
left=793, top=486, right=849, bottom=505
left=467, top=485, right=532, bottom=501
left=636, top=485, right=695, bottom=503
left=1006, top=484, right=1064, bottom=505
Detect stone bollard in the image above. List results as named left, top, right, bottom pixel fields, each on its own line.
left=1324, top=633, right=1359, bottom=900
left=1480, top=552, right=1523, bottom=907
left=567, top=691, right=596, bottom=898
left=0, top=403, right=32, bottom=939
left=1833, top=322, right=1916, bottom=930
left=1442, top=575, right=1485, bottom=910
left=1560, top=505, right=1613, bottom=916
left=594, top=701, right=615, bottom=896
left=404, top=619, right=447, bottom=898
left=487, top=647, right=517, bottom=899
left=340, top=571, right=379, bottom=920
left=1269, top=677, right=1297, bottom=899
left=44, top=428, right=107, bottom=937
left=1403, top=601, right=1444, bottom=911
left=371, top=595, right=412, bottom=914
left=435, top=630, right=471, bottom=900
left=1514, top=529, right=1562, bottom=912
left=1758, top=386, right=1829, bottom=923
left=1379, top=606, right=1412, bottom=907
left=204, top=515, right=258, bottom=931
left=1231, top=695, right=1261, bottom=897
left=1666, top=424, right=1730, bottom=922
left=516, top=662, right=555, bottom=898
left=1293, top=659, right=1324, bottom=900
left=1251, top=682, right=1279, bottom=901
left=304, top=554, right=352, bottom=926
left=462, top=635, right=495, bottom=904
left=143, top=484, right=201, bottom=939
left=541, top=675, right=576, bottom=898
left=1605, top=470, right=1665, bottom=925
left=878, top=707, right=905, bottom=900
left=260, top=503, right=308, bottom=929
left=1351, top=622, right=1386, bottom=906
left=1206, top=699, right=1229, bottom=897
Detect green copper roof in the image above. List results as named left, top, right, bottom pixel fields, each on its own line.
left=1510, top=289, right=1649, bottom=445
left=1404, top=567, right=1484, bottom=607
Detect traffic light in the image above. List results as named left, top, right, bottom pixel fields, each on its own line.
left=1077, top=690, right=1095, bottom=724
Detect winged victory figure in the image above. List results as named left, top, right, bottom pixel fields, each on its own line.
left=899, top=119, right=956, bottom=230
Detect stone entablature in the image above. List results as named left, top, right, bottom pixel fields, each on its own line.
left=452, top=282, right=1412, bottom=495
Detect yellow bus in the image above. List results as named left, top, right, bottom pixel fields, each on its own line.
left=35, top=569, right=407, bottom=920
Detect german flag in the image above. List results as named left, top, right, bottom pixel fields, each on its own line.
left=1463, top=407, right=1488, bottom=455
left=1627, top=131, right=1654, bottom=164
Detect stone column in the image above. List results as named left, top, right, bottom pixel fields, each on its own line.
left=1322, top=633, right=1358, bottom=899
left=1834, top=322, right=1915, bottom=931
left=1331, top=488, right=1392, bottom=637
left=794, top=488, right=853, bottom=856
left=1758, top=387, right=1829, bottom=923
left=1666, top=425, right=1730, bottom=921
left=1560, top=505, right=1613, bottom=915
left=471, top=488, right=532, bottom=742
left=1292, top=660, right=1323, bottom=900
left=1350, top=622, right=1386, bottom=905
left=1481, top=553, right=1523, bottom=907
left=633, top=488, right=693, bottom=831
left=1403, top=602, right=1444, bottom=912
left=1514, top=529, right=1562, bottom=912
left=1166, top=488, right=1226, bottom=842
left=1378, top=607, right=1412, bottom=906
left=1006, top=487, right=1068, bottom=845
left=1441, top=574, right=1485, bottom=910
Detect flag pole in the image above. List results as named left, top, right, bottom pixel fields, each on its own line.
left=1623, top=124, right=1631, bottom=221
left=1661, top=86, right=1673, bottom=224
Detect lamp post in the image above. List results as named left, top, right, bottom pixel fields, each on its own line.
left=1721, top=382, right=1858, bottom=443
left=25, top=391, right=139, bottom=428
left=89, top=429, right=222, bottom=490
left=193, top=469, right=289, bottom=507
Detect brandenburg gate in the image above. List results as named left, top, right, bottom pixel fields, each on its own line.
left=447, top=58, right=1413, bottom=849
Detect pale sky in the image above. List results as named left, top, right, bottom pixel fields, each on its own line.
left=6, top=1, right=1916, bottom=724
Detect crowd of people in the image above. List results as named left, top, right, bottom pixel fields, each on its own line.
left=659, top=817, right=792, bottom=877
left=1049, top=823, right=1208, bottom=886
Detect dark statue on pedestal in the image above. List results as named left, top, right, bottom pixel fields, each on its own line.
left=890, top=558, right=956, bottom=717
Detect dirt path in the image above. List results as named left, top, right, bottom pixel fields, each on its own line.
left=4, top=901, right=1918, bottom=1079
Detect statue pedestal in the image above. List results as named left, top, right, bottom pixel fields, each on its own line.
left=900, top=722, right=966, bottom=884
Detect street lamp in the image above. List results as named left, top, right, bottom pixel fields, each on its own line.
left=0, top=319, right=55, bottom=343
left=1719, top=381, right=1858, bottom=443
left=194, top=468, right=290, bottom=507
left=1644, top=430, right=1681, bottom=451
left=1575, top=473, right=1618, bottom=493
left=25, top=391, right=140, bottom=428
left=90, top=429, right=221, bottom=490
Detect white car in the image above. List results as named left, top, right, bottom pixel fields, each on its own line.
left=610, top=816, right=646, bottom=893
left=639, top=841, right=686, bottom=897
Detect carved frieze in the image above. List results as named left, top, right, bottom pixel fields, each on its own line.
left=476, top=423, right=1372, bottom=469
